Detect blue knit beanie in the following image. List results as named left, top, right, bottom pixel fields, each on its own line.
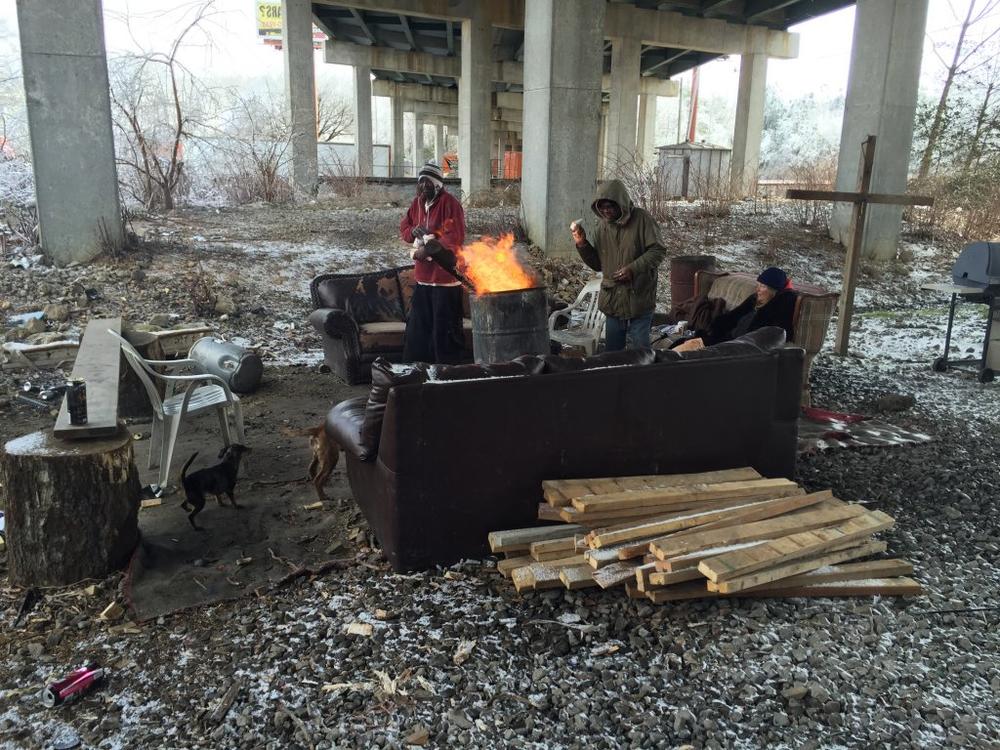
left=757, top=266, right=788, bottom=291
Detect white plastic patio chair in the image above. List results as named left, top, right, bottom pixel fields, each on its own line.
left=548, top=276, right=606, bottom=355
left=108, top=330, right=245, bottom=492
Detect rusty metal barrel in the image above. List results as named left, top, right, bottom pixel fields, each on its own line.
left=670, top=255, right=717, bottom=308
left=470, top=287, right=550, bottom=364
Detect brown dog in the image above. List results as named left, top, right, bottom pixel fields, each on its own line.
left=282, top=424, right=340, bottom=501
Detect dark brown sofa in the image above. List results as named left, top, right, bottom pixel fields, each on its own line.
left=308, top=266, right=473, bottom=385
left=326, top=327, right=803, bottom=571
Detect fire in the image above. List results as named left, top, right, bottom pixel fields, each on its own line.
left=456, top=234, right=538, bottom=294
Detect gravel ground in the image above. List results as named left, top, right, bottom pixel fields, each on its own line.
left=1, top=196, right=999, bottom=749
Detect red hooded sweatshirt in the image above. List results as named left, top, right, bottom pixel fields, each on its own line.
left=399, top=189, right=466, bottom=285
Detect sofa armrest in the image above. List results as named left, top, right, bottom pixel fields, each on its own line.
left=792, top=292, right=839, bottom=355
left=326, top=396, right=375, bottom=461
left=693, top=269, right=729, bottom=298
left=309, top=307, right=360, bottom=340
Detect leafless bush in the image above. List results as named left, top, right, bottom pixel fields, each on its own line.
left=690, top=167, right=737, bottom=219
left=184, top=263, right=218, bottom=316
left=321, top=159, right=368, bottom=199
left=784, top=157, right=837, bottom=227
left=907, top=171, right=1000, bottom=241
left=605, top=151, right=675, bottom=223
left=464, top=186, right=528, bottom=242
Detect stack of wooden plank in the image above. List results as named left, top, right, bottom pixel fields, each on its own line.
left=488, top=468, right=920, bottom=601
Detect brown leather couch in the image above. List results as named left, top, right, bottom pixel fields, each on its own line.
left=308, top=266, right=474, bottom=384
left=326, top=327, right=803, bottom=571
left=694, top=270, right=838, bottom=406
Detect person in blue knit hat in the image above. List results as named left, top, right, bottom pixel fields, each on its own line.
left=675, top=266, right=797, bottom=352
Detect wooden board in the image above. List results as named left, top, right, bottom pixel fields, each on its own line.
left=1, top=340, right=80, bottom=370
left=698, top=511, right=895, bottom=583
left=529, top=536, right=578, bottom=560
left=53, top=318, right=122, bottom=440
left=592, top=562, right=640, bottom=589
left=537, top=503, right=563, bottom=522
left=573, top=478, right=802, bottom=513
left=649, top=504, right=866, bottom=560
left=542, top=467, right=762, bottom=507
left=649, top=567, right=705, bottom=586
left=706, top=540, right=888, bottom=593
left=587, top=492, right=828, bottom=548
left=487, top=524, right=585, bottom=554
left=716, top=557, right=913, bottom=592
left=152, top=326, right=215, bottom=357
left=645, top=576, right=921, bottom=603
left=657, top=540, right=770, bottom=572
left=559, top=565, right=598, bottom=590
left=496, top=555, right=533, bottom=578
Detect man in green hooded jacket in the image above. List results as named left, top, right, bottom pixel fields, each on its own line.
left=570, top=179, right=667, bottom=351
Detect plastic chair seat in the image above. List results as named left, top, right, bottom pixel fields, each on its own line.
left=548, top=276, right=606, bottom=355
left=162, top=385, right=232, bottom=416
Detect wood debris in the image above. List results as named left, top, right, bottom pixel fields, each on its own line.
left=490, top=468, right=920, bottom=602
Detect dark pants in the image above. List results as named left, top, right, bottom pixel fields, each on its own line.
left=605, top=313, right=653, bottom=351
left=403, top=284, right=464, bottom=364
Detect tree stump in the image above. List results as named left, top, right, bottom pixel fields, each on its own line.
left=1, top=427, right=141, bottom=586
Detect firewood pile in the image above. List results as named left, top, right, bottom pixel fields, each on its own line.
left=488, top=468, right=921, bottom=602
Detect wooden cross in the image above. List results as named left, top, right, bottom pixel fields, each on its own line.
left=785, top=135, right=934, bottom=355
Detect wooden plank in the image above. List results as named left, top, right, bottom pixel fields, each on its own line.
left=658, top=540, right=770, bottom=572
left=1, top=340, right=80, bottom=370
left=537, top=503, right=563, bottom=522
left=529, top=536, right=578, bottom=561
left=785, top=189, right=933, bottom=206
left=497, top=555, right=533, bottom=578
left=634, top=563, right=659, bottom=592
left=592, top=562, right=640, bottom=590
left=152, top=326, right=215, bottom=357
left=698, top=511, right=895, bottom=583
left=834, top=135, right=875, bottom=356
left=707, top=540, right=888, bottom=593
left=625, top=582, right=647, bottom=599
left=487, top=524, right=585, bottom=554
left=543, top=467, right=762, bottom=507
left=53, top=318, right=122, bottom=440
left=649, top=567, right=705, bottom=586
left=649, top=504, right=866, bottom=560
left=588, top=492, right=828, bottom=548
left=646, top=576, right=921, bottom=603
left=573, top=478, right=801, bottom=513
left=751, top=577, right=922, bottom=598
left=560, top=565, right=598, bottom=590
left=721, top=557, right=913, bottom=592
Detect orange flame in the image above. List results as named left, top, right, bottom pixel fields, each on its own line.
left=456, top=234, right=538, bottom=294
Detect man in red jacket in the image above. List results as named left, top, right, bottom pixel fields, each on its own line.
left=399, top=161, right=467, bottom=364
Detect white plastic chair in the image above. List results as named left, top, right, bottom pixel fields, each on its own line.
left=109, top=330, right=245, bottom=492
left=548, top=276, right=607, bottom=355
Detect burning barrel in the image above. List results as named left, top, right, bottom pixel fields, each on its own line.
left=470, top=287, right=550, bottom=364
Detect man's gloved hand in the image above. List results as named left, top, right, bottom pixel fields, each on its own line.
left=412, top=225, right=429, bottom=240
left=410, top=237, right=430, bottom=261
left=613, top=266, right=634, bottom=283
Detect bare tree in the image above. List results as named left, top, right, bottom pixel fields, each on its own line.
left=917, top=0, right=1000, bottom=179
left=108, top=1, right=219, bottom=210
left=316, top=90, right=353, bottom=143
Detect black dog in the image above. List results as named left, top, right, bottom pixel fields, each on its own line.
left=179, top=444, right=251, bottom=530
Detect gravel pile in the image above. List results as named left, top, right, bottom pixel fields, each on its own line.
left=1, top=200, right=998, bottom=748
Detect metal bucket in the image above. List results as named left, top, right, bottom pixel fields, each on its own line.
left=470, top=287, right=550, bottom=364
left=188, top=337, right=263, bottom=394
left=670, top=255, right=717, bottom=308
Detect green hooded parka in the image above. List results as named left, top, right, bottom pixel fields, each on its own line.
left=576, top=179, right=666, bottom=319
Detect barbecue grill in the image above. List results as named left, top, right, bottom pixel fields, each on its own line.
left=923, top=241, right=1000, bottom=383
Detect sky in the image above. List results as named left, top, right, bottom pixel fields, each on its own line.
left=0, top=0, right=990, bottom=147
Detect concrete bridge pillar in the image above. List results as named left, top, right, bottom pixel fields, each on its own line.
left=605, top=36, right=641, bottom=171
left=390, top=96, right=405, bottom=177
left=282, top=0, right=318, bottom=196
left=636, top=94, right=658, bottom=165
left=17, top=0, right=122, bottom=266
left=414, top=113, right=425, bottom=168
left=459, top=12, right=493, bottom=197
left=522, top=0, right=606, bottom=257
left=434, top=123, right=445, bottom=166
left=353, top=64, right=373, bottom=176
left=830, top=0, right=929, bottom=260
left=731, top=53, right=767, bottom=197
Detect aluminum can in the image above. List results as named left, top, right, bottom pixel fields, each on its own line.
left=42, top=665, right=104, bottom=707
left=66, top=379, right=88, bottom=425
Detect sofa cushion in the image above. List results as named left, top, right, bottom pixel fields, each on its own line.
left=326, top=397, right=369, bottom=460
left=314, top=269, right=404, bottom=324
left=359, top=358, right=430, bottom=457
left=679, top=326, right=786, bottom=361
left=586, top=349, right=657, bottom=368
left=359, top=321, right=407, bottom=351
left=429, top=363, right=493, bottom=381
